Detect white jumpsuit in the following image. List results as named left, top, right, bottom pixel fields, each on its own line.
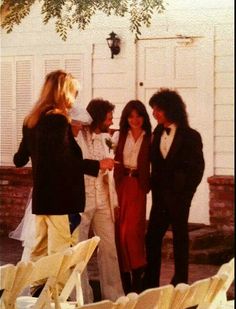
left=76, top=128, right=124, bottom=303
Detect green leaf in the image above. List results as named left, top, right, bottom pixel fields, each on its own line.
left=1, top=0, right=166, bottom=40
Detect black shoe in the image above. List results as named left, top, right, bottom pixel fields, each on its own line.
left=121, top=272, right=132, bottom=295
left=132, top=267, right=145, bottom=293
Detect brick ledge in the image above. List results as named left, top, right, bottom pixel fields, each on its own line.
left=207, top=175, right=234, bottom=185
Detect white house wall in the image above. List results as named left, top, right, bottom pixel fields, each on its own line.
left=1, top=2, right=234, bottom=194
left=1, top=0, right=233, bottom=175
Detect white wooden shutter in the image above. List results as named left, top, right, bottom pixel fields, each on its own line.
left=0, top=53, right=85, bottom=165
left=15, top=58, right=33, bottom=146
left=0, top=58, right=15, bottom=164
left=44, top=58, right=62, bottom=76
left=0, top=56, right=33, bottom=165
left=65, top=56, right=84, bottom=104
left=42, top=54, right=84, bottom=103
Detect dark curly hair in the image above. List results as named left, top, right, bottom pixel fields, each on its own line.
left=149, top=88, right=189, bottom=128
left=86, top=98, right=115, bottom=131
left=119, top=100, right=152, bottom=135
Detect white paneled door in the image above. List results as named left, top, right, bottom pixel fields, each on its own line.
left=137, top=35, right=214, bottom=224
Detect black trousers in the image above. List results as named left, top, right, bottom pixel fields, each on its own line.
left=143, top=192, right=191, bottom=288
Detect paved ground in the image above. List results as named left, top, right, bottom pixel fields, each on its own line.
left=0, top=236, right=234, bottom=300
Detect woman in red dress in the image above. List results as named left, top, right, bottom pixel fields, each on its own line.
left=113, top=100, right=152, bottom=294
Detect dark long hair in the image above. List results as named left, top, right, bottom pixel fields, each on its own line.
left=86, top=98, right=115, bottom=131
left=149, top=88, right=189, bottom=128
left=119, top=100, right=152, bottom=135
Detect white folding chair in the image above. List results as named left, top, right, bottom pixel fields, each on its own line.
left=220, top=299, right=234, bottom=309
left=16, top=251, right=66, bottom=309
left=170, top=272, right=230, bottom=309
left=77, top=300, right=118, bottom=309
left=214, top=257, right=234, bottom=307
left=198, top=273, right=231, bottom=309
left=58, top=236, right=100, bottom=308
left=0, top=264, right=17, bottom=309
left=169, top=283, right=190, bottom=309
left=16, top=236, right=100, bottom=309
left=115, top=293, right=138, bottom=309
left=128, top=285, right=174, bottom=309
left=1, top=260, right=35, bottom=309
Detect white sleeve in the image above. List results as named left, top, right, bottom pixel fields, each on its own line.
left=111, top=130, right=120, bottom=147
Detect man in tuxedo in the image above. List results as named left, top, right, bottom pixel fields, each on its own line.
left=143, top=88, right=205, bottom=288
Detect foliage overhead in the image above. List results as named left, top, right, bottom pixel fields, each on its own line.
left=0, top=0, right=166, bottom=40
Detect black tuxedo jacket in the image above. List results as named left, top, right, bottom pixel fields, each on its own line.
left=151, top=124, right=205, bottom=207
left=14, top=113, right=99, bottom=215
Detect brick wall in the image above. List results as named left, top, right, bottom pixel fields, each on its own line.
left=208, top=176, right=234, bottom=231
left=0, top=167, right=32, bottom=236
left=0, top=167, right=234, bottom=236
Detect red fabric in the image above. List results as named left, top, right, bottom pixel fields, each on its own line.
left=116, top=176, right=147, bottom=272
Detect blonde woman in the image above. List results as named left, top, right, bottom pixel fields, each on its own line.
left=13, top=70, right=114, bottom=296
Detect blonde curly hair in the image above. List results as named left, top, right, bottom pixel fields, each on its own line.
left=25, top=70, right=79, bottom=128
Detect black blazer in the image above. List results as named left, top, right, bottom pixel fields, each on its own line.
left=14, top=113, right=99, bottom=215
left=151, top=125, right=205, bottom=203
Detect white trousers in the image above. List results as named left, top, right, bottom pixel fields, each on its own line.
left=30, top=215, right=79, bottom=293
left=79, top=198, right=124, bottom=303
left=31, top=215, right=79, bottom=260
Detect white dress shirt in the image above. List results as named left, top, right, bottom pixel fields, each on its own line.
left=160, top=123, right=177, bottom=158
left=123, top=130, right=145, bottom=169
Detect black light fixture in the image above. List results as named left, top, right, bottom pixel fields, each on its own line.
left=106, top=31, right=120, bottom=59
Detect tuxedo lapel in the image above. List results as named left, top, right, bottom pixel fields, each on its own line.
left=165, top=128, right=183, bottom=161
left=153, top=126, right=162, bottom=149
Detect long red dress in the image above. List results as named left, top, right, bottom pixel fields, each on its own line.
left=116, top=176, right=147, bottom=272
left=114, top=132, right=151, bottom=272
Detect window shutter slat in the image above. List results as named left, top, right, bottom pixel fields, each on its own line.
left=0, top=60, right=14, bottom=164
left=16, top=59, right=33, bottom=144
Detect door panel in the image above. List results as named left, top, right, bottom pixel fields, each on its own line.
left=137, top=36, right=214, bottom=224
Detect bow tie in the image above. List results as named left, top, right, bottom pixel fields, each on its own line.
left=163, top=127, right=171, bottom=135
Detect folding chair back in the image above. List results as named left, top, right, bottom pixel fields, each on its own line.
left=171, top=277, right=221, bottom=309
left=129, top=285, right=174, bottom=309
left=15, top=237, right=99, bottom=309
left=1, top=261, right=34, bottom=309
left=79, top=300, right=118, bottom=309
left=215, top=257, right=234, bottom=303
left=197, top=273, right=230, bottom=309
left=170, top=283, right=190, bottom=309
left=170, top=273, right=230, bottom=309
left=16, top=251, right=65, bottom=309
left=0, top=264, right=16, bottom=308
left=124, top=292, right=138, bottom=309
left=115, top=293, right=138, bottom=309
left=58, top=236, right=100, bottom=306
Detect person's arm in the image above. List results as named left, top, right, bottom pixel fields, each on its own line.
left=185, top=130, right=205, bottom=194
left=13, top=126, right=30, bottom=167
left=111, top=130, right=120, bottom=148
left=83, top=158, right=114, bottom=176
left=71, top=120, right=83, bottom=137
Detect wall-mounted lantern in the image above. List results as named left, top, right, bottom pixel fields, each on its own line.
left=106, top=31, right=120, bottom=59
